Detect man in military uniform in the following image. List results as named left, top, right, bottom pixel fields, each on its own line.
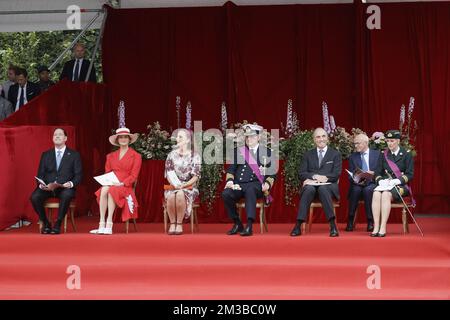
left=371, top=130, right=414, bottom=237
left=222, top=124, right=276, bottom=236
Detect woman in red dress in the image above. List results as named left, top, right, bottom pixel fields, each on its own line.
left=90, top=128, right=142, bottom=235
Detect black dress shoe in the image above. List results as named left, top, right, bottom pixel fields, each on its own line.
left=50, top=227, right=61, bottom=235
left=345, top=223, right=354, bottom=232
left=370, top=232, right=379, bottom=237
left=239, top=225, right=253, bottom=237
left=377, top=233, right=386, bottom=237
left=329, top=226, right=339, bottom=237
left=42, top=226, right=52, bottom=234
left=227, top=223, right=244, bottom=235
left=367, top=223, right=374, bottom=232
left=290, top=224, right=302, bottom=237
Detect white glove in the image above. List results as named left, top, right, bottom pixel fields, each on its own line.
left=225, top=181, right=234, bottom=189
left=379, top=179, right=390, bottom=187
left=389, top=179, right=401, bottom=186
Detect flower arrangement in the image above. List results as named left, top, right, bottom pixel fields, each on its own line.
left=328, top=126, right=354, bottom=160
left=133, top=122, right=174, bottom=160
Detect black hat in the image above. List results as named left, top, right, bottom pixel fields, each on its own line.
left=37, top=65, right=50, bottom=74
left=385, top=130, right=401, bottom=139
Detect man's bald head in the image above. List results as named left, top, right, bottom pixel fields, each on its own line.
left=313, top=127, right=328, bottom=149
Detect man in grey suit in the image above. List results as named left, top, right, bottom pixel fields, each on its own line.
left=0, top=94, right=13, bottom=121
left=290, top=128, right=342, bottom=237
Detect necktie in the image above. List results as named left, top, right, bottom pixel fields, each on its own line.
left=318, top=149, right=324, bottom=167
left=74, top=60, right=80, bottom=81
left=361, top=152, right=369, bottom=171
left=56, top=150, right=62, bottom=170
left=18, top=86, right=24, bottom=110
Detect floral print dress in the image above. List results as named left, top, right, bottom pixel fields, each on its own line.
left=164, top=150, right=201, bottom=218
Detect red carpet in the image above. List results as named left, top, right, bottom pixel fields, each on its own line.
left=0, top=217, right=449, bottom=300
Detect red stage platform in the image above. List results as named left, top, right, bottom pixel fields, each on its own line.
left=0, top=217, right=448, bottom=300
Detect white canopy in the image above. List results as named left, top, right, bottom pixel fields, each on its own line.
left=0, top=0, right=445, bottom=32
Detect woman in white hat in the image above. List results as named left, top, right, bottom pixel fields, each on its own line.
left=90, top=127, right=142, bottom=235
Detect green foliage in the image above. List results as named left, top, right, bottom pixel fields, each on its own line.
left=280, top=130, right=315, bottom=205
left=0, top=30, right=102, bottom=83
left=197, top=132, right=224, bottom=214
left=133, top=122, right=174, bottom=160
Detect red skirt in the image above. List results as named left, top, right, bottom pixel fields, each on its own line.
left=95, top=186, right=139, bottom=222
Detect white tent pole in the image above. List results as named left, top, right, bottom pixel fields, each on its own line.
left=85, top=9, right=108, bottom=82
left=48, top=10, right=103, bottom=71
left=0, top=9, right=102, bottom=15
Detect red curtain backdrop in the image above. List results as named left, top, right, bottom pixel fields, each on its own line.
left=102, top=2, right=450, bottom=215
left=0, top=80, right=112, bottom=229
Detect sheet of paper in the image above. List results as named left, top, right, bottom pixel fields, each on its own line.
left=374, top=185, right=394, bottom=191
left=345, top=169, right=354, bottom=178
left=167, top=170, right=182, bottom=188
left=94, top=172, right=120, bottom=186
left=35, top=176, right=47, bottom=186
left=305, top=181, right=331, bottom=186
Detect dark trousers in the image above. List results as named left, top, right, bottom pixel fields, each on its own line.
left=30, top=187, right=75, bottom=226
left=347, top=183, right=375, bottom=223
left=296, top=185, right=336, bottom=221
left=222, top=182, right=263, bottom=222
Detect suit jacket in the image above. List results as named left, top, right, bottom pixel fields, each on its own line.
left=59, top=59, right=97, bottom=83
left=348, top=148, right=382, bottom=186
left=8, top=82, right=41, bottom=110
left=226, top=145, right=276, bottom=191
left=374, top=147, right=414, bottom=186
left=0, top=96, right=13, bottom=121
left=299, top=147, right=342, bottom=199
left=36, top=147, right=83, bottom=188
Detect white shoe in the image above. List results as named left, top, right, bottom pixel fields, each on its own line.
left=90, top=228, right=105, bottom=234
left=103, top=222, right=113, bottom=235
left=90, top=222, right=106, bottom=234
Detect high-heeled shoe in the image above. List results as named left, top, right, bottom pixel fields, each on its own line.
left=90, top=222, right=106, bottom=234
left=370, top=232, right=379, bottom=237
left=103, top=222, right=113, bottom=235
left=377, top=233, right=386, bottom=237
left=168, top=223, right=176, bottom=235
left=174, top=223, right=183, bottom=235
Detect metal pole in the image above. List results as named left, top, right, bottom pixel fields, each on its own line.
left=384, top=170, right=424, bottom=236
left=0, top=9, right=102, bottom=15
left=48, top=10, right=103, bottom=71
left=85, top=9, right=108, bottom=82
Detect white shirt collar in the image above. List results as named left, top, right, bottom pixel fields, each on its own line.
left=55, top=146, right=66, bottom=155
left=317, top=146, right=327, bottom=156
left=391, top=147, right=400, bottom=156
left=249, top=144, right=259, bottom=152
left=361, top=148, right=369, bottom=156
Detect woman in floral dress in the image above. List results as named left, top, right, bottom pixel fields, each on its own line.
left=165, top=129, right=201, bottom=235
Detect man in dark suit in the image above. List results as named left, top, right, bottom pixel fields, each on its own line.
left=345, top=133, right=381, bottom=232
left=30, top=128, right=83, bottom=234
left=8, top=68, right=41, bottom=112
left=222, top=124, right=276, bottom=236
left=290, top=128, right=342, bottom=237
left=59, top=42, right=97, bottom=83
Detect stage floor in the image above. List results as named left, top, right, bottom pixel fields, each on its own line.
left=0, top=216, right=449, bottom=300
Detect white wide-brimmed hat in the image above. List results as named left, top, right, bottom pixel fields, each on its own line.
left=109, top=127, right=139, bottom=146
